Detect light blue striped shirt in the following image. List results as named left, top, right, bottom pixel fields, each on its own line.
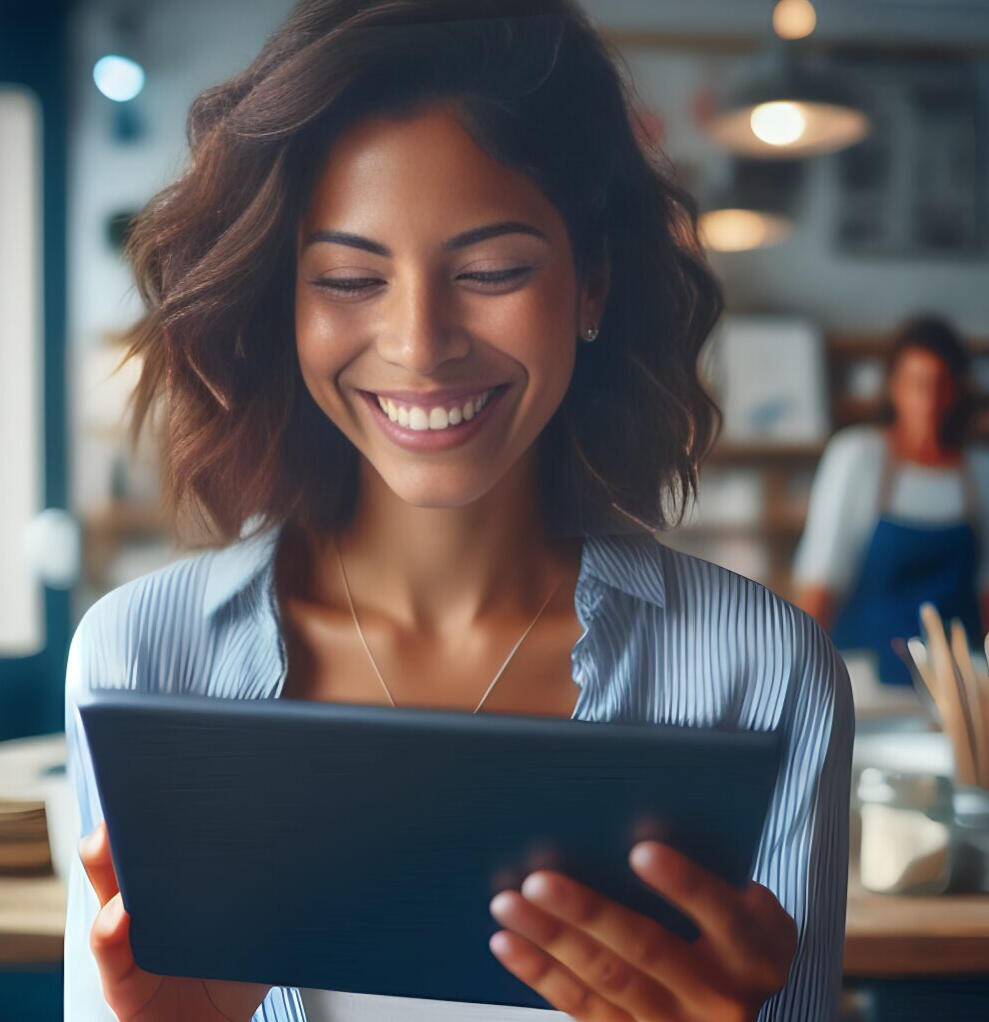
left=64, top=521, right=853, bottom=1021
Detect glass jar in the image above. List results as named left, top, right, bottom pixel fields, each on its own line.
left=856, top=767, right=955, bottom=895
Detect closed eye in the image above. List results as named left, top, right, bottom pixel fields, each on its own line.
left=311, top=267, right=532, bottom=294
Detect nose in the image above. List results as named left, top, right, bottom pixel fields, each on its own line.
left=374, top=274, right=471, bottom=375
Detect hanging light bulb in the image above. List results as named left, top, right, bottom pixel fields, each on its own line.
left=750, top=101, right=807, bottom=146
left=773, top=0, right=817, bottom=41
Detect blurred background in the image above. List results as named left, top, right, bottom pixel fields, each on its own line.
left=3, top=1, right=989, bottom=1018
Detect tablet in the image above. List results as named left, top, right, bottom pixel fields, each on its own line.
left=78, top=689, right=783, bottom=1010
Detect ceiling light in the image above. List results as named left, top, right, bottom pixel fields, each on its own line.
left=697, top=157, right=801, bottom=252
left=772, top=0, right=817, bottom=41
left=93, top=54, right=145, bottom=103
left=703, top=49, right=870, bottom=159
left=699, top=208, right=791, bottom=252
left=750, top=101, right=807, bottom=146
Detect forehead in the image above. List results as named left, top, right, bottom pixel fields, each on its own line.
left=301, top=104, right=559, bottom=234
left=895, top=346, right=952, bottom=376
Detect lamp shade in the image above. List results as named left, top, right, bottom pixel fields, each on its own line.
left=699, top=208, right=791, bottom=252
left=704, top=48, right=870, bottom=159
left=697, top=157, right=802, bottom=252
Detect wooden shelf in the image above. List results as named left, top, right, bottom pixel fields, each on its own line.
left=705, top=442, right=826, bottom=463
left=81, top=500, right=174, bottom=594
left=83, top=500, right=170, bottom=538
left=673, top=518, right=806, bottom=540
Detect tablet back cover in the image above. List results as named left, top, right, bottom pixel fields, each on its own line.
left=79, top=691, right=783, bottom=1010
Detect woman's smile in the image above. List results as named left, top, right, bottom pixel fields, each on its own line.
left=358, top=382, right=512, bottom=452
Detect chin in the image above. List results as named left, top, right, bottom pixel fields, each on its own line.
left=381, top=469, right=502, bottom=511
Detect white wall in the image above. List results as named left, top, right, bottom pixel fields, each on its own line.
left=67, top=0, right=294, bottom=517
left=0, top=89, right=44, bottom=654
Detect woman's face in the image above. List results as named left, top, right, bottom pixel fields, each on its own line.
left=295, top=103, right=607, bottom=511
left=888, top=345, right=957, bottom=438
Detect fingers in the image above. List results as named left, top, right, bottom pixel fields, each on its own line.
left=630, top=843, right=794, bottom=988
left=490, top=889, right=677, bottom=1021
left=497, top=870, right=742, bottom=1018
left=89, top=891, right=163, bottom=1018
left=79, top=821, right=119, bottom=907
left=489, top=928, right=635, bottom=1022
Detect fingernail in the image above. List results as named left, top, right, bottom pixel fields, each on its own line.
left=520, top=872, right=558, bottom=903
left=630, top=841, right=663, bottom=871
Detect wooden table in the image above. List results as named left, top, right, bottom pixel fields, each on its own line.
left=844, top=852, right=989, bottom=976
left=0, top=873, right=65, bottom=965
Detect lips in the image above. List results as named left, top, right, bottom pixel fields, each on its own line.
left=359, top=383, right=510, bottom=451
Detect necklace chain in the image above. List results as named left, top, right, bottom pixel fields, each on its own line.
left=332, top=535, right=562, bottom=714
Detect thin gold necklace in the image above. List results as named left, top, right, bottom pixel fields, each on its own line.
left=332, top=535, right=562, bottom=714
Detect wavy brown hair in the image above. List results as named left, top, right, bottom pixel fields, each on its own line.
left=120, top=0, right=724, bottom=547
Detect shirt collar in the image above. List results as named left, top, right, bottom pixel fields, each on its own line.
left=202, top=520, right=666, bottom=620
left=202, top=516, right=284, bottom=619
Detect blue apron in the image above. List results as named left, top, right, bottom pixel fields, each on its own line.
left=830, top=443, right=984, bottom=687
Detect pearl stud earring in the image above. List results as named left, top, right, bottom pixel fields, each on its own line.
left=582, top=324, right=599, bottom=342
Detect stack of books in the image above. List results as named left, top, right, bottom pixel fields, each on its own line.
left=0, top=796, right=54, bottom=875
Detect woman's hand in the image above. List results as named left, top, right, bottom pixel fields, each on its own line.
left=79, top=820, right=271, bottom=1022
left=488, top=841, right=797, bottom=1022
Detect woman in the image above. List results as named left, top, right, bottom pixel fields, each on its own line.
left=794, top=315, right=989, bottom=688
left=65, top=2, right=853, bottom=1020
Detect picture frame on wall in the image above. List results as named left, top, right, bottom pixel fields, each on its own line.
left=704, top=315, right=831, bottom=446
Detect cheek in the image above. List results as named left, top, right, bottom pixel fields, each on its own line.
left=294, top=296, right=350, bottom=383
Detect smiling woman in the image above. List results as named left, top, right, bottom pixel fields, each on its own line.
left=63, top=2, right=853, bottom=1021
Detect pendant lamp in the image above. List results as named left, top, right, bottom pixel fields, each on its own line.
left=698, top=158, right=802, bottom=252
left=703, top=42, right=871, bottom=159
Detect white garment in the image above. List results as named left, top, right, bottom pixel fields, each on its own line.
left=792, top=424, right=989, bottom=597
left=300, top=988, right=569, bottom=1021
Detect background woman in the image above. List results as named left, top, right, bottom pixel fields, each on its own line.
left=66, top=1, right=853, bottom=1020
left=794, top=314, right=989, bottom=687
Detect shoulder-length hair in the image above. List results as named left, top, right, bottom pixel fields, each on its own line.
left=879, top=314, right=971, bottom=448
left=121, top=0, right=724, bottom=547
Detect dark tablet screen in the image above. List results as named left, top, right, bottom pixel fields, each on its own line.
left=79, top=689, right=783, bottom=1010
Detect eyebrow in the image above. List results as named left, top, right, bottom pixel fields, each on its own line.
left=302, top=220, right=550, bottom=256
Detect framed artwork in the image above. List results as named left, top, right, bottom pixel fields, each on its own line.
left=704, top=315, right=830, bottom=445
left=834, top=57, right=986, bottom=257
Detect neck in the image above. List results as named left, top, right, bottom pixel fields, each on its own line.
left=886, top=423, right=960, bottom=466
left=305, top=446, right=580, bottom=637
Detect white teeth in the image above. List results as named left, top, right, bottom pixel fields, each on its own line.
left=375, top=388, right=495, bottom=431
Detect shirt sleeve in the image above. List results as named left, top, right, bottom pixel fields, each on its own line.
left=63, top=598, right=310, bottom=1022
left=752, top=607, right=855, bottom=1022
left=63, top=607, right=123, bottom=1022
left=792, top=427, right=878, bottom=597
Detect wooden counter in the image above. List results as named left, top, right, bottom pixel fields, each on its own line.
left=844, top=869, right=989, bottom=976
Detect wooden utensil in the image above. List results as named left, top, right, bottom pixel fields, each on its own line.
left=949, top=619, right=988, bottom=789
left=919, top=602, right=979, bottom=787
left=907, top=636, right=940, bottom=701
left=892, top=636, right=940, bottom=726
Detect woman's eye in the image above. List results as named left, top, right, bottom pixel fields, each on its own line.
left=311, top=267, right=531, bottom=295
